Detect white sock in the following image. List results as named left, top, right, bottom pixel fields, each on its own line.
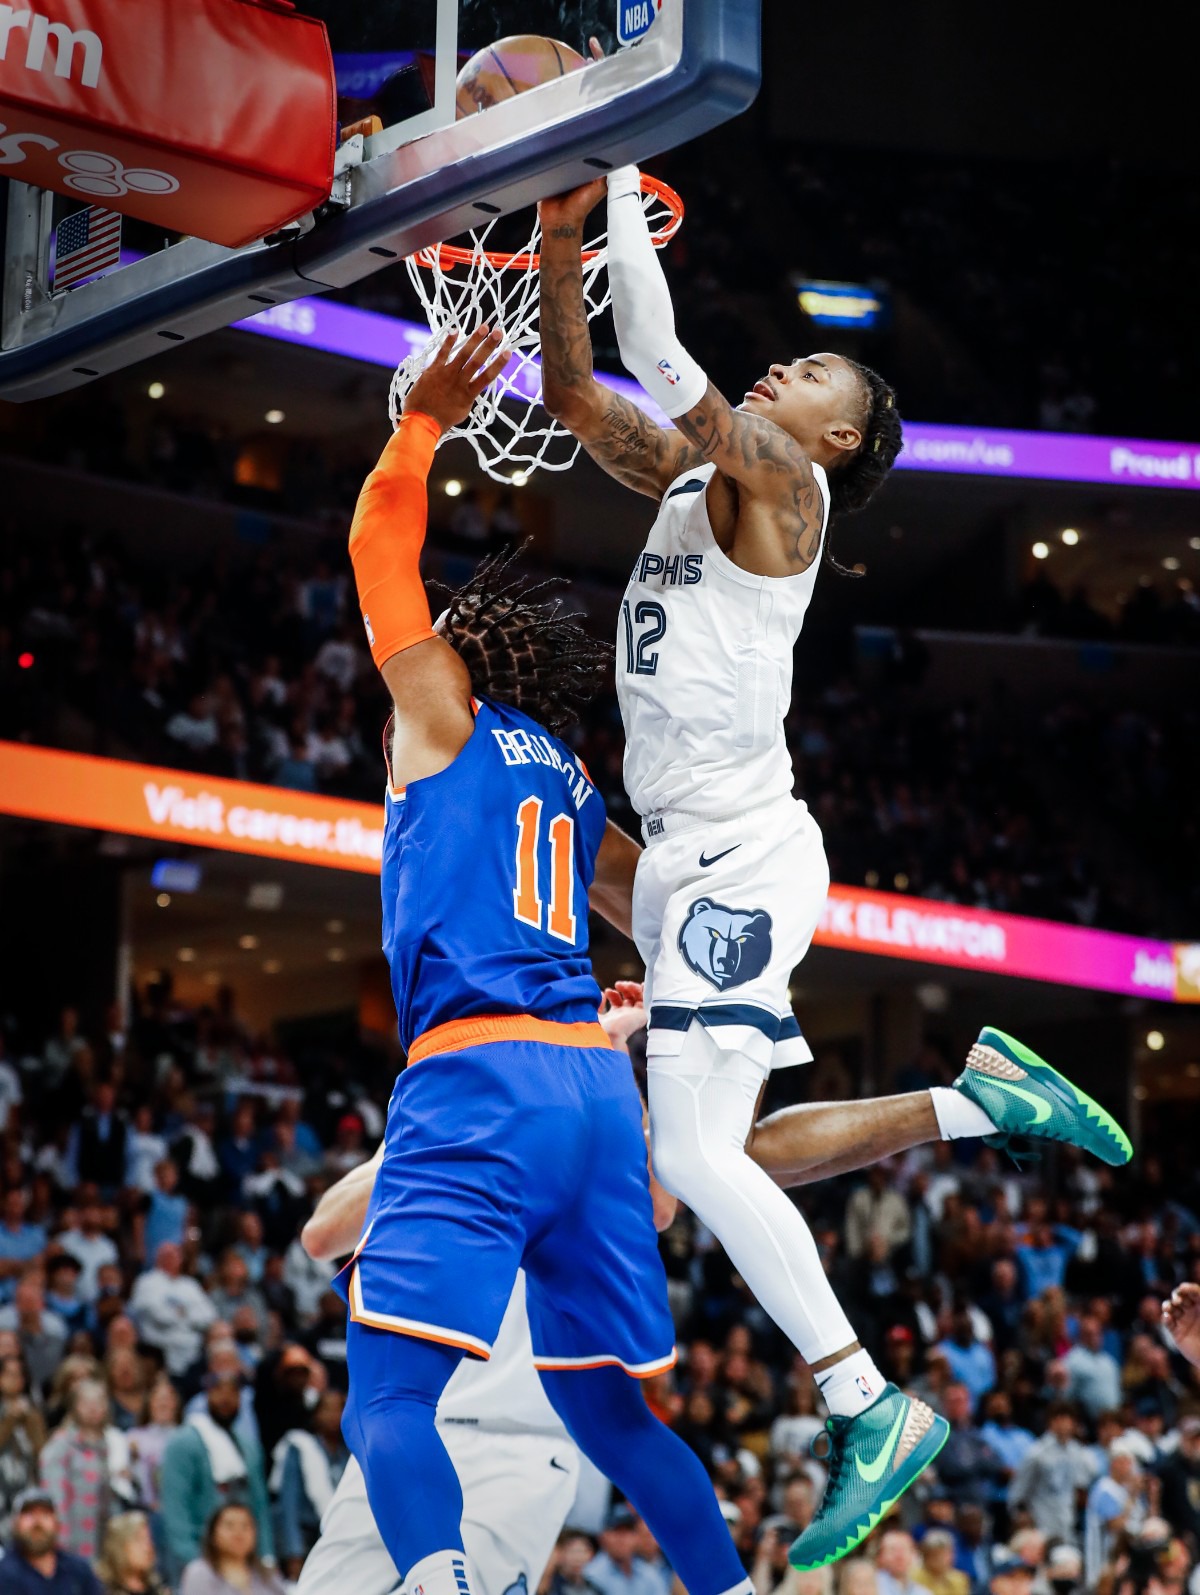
left=930, top=1085, right=998, bottom=1140
left=816, top=1348, right=887, bottom=1417
left=404, top=1550, right=477, bottom=1595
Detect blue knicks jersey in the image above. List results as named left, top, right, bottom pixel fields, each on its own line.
left=382, top=699, right=606, bottom=1052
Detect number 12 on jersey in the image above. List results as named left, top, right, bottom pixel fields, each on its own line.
left=622, top=599, right=666, bottom=676
left=513, top=797, right=577, bottom=942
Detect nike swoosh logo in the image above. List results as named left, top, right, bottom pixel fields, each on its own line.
left=550, top=1457, right=570, bottom=1472
left=699, top=845, right=741, bottom=868
left=856, top=1406, right=908, bottom=1484
left=985, top=1077, right=1051, bottom=1126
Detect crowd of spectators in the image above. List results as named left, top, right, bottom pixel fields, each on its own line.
left=3, top=518, right=1197, bottom=937
left=2, top=986, right=1200, bottom=1595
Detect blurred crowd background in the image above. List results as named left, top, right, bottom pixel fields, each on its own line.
left=1, top=994, right=1199, bottom=1594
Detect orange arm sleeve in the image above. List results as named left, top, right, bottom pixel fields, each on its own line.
left=348, top=411, right=442, bottom=671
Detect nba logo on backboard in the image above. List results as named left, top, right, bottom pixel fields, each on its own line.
left=657, top=357, right=680, bottom=386
left=855, top=1374, right=874, bottom=1400
left=617, top=0, right=663, bottom=47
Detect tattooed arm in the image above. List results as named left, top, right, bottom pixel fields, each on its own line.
left=672, top=384, right=826, bottom=577
left=537, top=181, right=700, bottom=500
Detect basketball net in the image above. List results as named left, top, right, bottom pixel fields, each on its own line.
left=389, top=175, right=683, bottom=484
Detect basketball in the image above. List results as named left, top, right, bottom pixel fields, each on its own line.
left=455, top=34, right=586, bottom=118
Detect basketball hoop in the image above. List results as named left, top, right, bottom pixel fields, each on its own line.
left=389, top=174, right=684, bottom=484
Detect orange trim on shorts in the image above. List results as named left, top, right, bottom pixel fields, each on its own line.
left=533, top=1348, right=679, bottom=1379
left=347, top=1264, right=492, bottom=1358
left=406, top=1014, right=613, bottom=1066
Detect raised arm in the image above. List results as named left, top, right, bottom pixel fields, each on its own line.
left=348, top=325, right=507, bottom=786
left=605, top=167, right=828, bottom=577
left=538, top=181, right=699, bottom=500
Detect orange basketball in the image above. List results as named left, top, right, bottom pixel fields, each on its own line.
left=455, top=34, right=586, bottom=118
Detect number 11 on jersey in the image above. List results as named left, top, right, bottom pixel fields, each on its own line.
left=513, top=797, right=577, bottom=942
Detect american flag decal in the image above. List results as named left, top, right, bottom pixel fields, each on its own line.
left=53, top=206, right=122, bottom=290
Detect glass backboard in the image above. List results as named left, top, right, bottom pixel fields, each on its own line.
left=0, top=0, right=760, bottom=402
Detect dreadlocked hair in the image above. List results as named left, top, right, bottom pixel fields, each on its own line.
left=822, top=358, right=904, bottom=579
left=436, top=541, right=612, bottom=736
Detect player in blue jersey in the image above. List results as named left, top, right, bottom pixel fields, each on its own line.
left=340, top=324, right=759, bottom=1595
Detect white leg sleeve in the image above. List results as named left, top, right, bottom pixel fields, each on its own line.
left=647, top=1024, right=858, bottom=1365
left=606, top=165, right=708, bottom=418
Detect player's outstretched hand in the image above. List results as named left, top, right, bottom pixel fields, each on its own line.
left=599, top=980, right=647, bottom=1046
left=603, top=979, right=645, bottom=1009
left=403, top=323, right=508, bottom=433
left=538, top=178, right=607, bottom=235
left=1164, top=1283, right=1200, bottom=1369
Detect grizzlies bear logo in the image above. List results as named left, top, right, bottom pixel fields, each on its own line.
left=678, top=898, right=773, bottom=991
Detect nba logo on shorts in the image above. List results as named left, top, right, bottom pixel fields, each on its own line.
left=657, top=358, right=680, bottom=386
left=855, top=1374, right=874, bottom=1400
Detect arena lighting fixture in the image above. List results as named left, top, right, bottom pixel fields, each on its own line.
left=265, top=408, right=285, bottom=424
left=327, top=947, right=346, bottom=963
left=177, top=947, right=196, bottom=962
left=1163, top=556, right=1181, bottom=571
left=263, top=959, right=282, bottom=974
left=511, top=470, right=529, bottom=486
left=326, top=918, right=345, bottom=934
left=1146, top=1030, right=1166, bottom=1051
left=1032, top=541, right=1050, bottom=560
left=443, top=479, right=464, bottom=497
left=238, top=934, right=259, bottom=950
left=1060, top=527, right=1080, bottom=545
left=1191, top=537, right=1200, bottom=551
left=147, top=381, right=165, bottom=399
left=894, top=872, right=910, bottom=890
left=156, top=892, right=171, bottom=908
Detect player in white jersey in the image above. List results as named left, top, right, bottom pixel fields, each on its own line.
left=537, top=173, right=1133, bottom=1571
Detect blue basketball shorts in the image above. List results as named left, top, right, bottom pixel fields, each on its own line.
left=336, top=1023, right=676, bottom=1378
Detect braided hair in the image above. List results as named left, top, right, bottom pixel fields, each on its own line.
left=822, top=358, right=904, bottom=578
left=437, top=543, right=611, bottom=735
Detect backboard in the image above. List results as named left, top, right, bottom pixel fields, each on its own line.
left=0, top=0, right=761, bottom=402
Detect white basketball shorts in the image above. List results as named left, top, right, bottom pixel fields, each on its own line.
left=296, top=1430, right=580, bottom=1595
left=633, top=795, right=828, bottom=1074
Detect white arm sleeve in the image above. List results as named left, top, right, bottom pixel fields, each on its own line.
left=606, top=165, right=708, bottom=419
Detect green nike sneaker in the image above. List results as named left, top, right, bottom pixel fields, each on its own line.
left=788, top=1385, right=948, bottom=1572
left=956, top=1026, right=1133, bottom=1167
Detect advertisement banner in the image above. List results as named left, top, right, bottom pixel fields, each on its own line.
left=2, top=743, right=1195, bottom=999
left=0, top=742, right=382, bottom=873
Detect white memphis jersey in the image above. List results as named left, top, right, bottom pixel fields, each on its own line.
left=437, top=1271, right=567, bottom=1439
left=616, top=461, right=829, bottom=819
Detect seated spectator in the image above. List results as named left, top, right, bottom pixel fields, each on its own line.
left=129, top=1244, right=216, bottom=1378
left=839, top=1560, right=878, bottom=1595
left=56, top=1194, right=120, bottom=1305
left=1008, top=1402, right=1096, bottom=1545
left=586, top=1505, right=664, bottom=1595
left=217, top=1105, right=260, bottom=1203
left=1061, top=1315, right=1121, bottom=1420
left=0, top=1274, right=68, bottom=1397
left=232, top=1214, right=268, bottom=1287
left=105, top=1348, right=147, bottom=1433
left=875, top=1529, right=921, bottom=1595
left=94, top=1511, right=169, bottom=1595
left=159, top=1372, right=273, bottom=1581
left=1152, top=1415, right=1200, bottom=1549
left=127, top=1376, right=182, bottom=1521
left=209, top=1252, right=267, bottom=1339
left=0, top=1485, right=103, bottom=1595
left=936, top=1309, right=997, bottom=1408
left=545, top=1529, right=602, bottom=1595
left=845, top=1166, right=912, bottom=1261
left=38, top=1379, right=138, bottom=1562
left=269, top=1389, right=348, bottom=1580
left=986, top=1550, right=1035, bottom=1595
left=0, top=1192, right=46, bottom=1307
left=936, top=1384, right=1006, bottom=1508
left=915, top=1531, right=967, bottom=1595
left=178, top=1503, right=283, bottom=1595
left=42, top=1258, right=88, bottom=1342
left=0, top=1355, right=47, bottom=1542
left=137, top=1161, right=189, bottom=1265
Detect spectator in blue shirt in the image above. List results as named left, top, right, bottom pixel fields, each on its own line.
left=218, top=1103, right=261, bottom=1202
left=0, top=1192, right=46, bottom=1308
left=936, top=1309, right=997, bottom=1408
left=42, top=1255, right=89, bottom=1340
left=1062, top=1315, right=1122, bottom=1420
left=0, top=1488, right=103, bottom=1595
left=978, top=1390, right=1036, bottom=1509
left=139, top=1160, right=190, bottom=1264
left=1017, top=1221, right=1081, bottom=1299
left=585, top=1506, right=667, bottom=1595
